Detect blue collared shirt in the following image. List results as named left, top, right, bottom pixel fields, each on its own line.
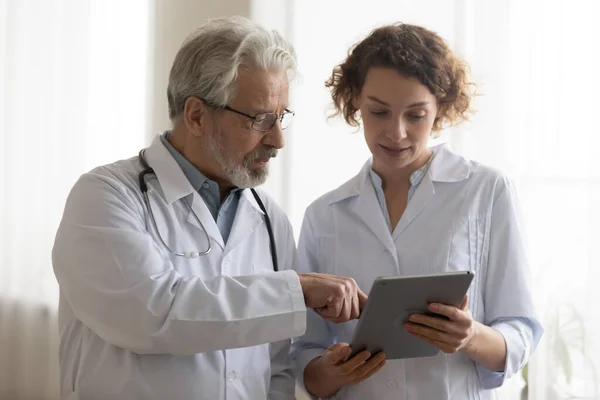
left=368, top=152, right=435, bottom=232
left=160, top=132, right=241, bottom=243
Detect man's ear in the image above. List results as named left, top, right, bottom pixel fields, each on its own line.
left=183, top=97, right=208, bottom=138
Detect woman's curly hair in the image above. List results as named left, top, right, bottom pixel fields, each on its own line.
left=326, top=23, right=475, bottom=132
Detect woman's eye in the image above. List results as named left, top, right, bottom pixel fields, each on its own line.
left=371, top=110, right=388, bottom=117
left=408, top=114, right=426, bottom=121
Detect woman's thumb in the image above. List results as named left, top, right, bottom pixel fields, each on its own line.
left=324, top=343, right=352, bottom=364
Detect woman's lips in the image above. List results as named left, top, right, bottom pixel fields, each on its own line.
left=380, top=144, right=410, bottom=157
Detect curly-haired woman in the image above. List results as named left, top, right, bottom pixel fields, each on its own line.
left=291, top=23, right=542, bottom=400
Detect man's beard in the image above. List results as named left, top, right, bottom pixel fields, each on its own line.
left=206, top=129, right=278, bottom=188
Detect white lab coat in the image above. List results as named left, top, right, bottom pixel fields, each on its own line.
left=52, top=135, right=307, bottom=400
left=291, top=144, right=542, bottom=400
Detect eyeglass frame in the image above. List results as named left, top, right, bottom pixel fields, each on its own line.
left=199, top=97, right=295, bottom=132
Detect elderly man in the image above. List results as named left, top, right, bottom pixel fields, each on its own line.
left=52, top=16, right=365, bottom=400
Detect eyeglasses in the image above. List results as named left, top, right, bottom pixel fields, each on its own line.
left=200, top=98, right=294, bottom=132
left=223, top=105, right=295, bottom=132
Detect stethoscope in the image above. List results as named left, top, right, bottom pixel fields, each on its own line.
left=138, top=149, right=279, bottom=272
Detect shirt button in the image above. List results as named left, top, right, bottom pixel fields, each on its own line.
left=202, top=183, right=210, bottom=189
left=227, top=371, right=237, bottom=382
left=387, top=380, right=397, bottom=389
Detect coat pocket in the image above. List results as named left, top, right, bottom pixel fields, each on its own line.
left=318, top=234, right=395, bottom=295
left=447, top=215, right=488, bottom=321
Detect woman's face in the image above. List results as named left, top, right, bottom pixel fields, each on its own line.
left=354, top=67, right=438, bottom=176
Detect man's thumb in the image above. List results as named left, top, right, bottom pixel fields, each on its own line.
left=358, top=289, right=368, bottom=309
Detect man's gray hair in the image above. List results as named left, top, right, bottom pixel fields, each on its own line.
left=167, top=16, right=297, bottom=123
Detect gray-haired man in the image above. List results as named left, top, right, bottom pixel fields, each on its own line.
left=52, top=16, right=366, bottom=400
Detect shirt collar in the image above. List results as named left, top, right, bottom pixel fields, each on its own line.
left=368, top=150, right=435, bottom=191
left=328, top=143, right=473, bottom=205
left=160, top=131, right=242, bottom=197
left=160, top=132, right=210, bottom=192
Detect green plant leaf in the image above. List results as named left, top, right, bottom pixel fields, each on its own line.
left=554, top=334, right=572, bottom=384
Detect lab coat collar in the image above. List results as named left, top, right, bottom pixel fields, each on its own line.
left=428, top=143, right=473, bottom=183
left=328, top=143, right=472, bottom=204
left=142, top=135, right=267, bottom=251
left=225, top=190, right=266, bottom=256
left=144, top=135, right=196, bottom=205
left=241, top=189, right=266, bottom=215
left=144, top=135, right=226, bottom=249
left=143, top=135, right=267, bottom=213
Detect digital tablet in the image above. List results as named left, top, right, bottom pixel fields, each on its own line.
left=349, top=270, right=474, bottom=360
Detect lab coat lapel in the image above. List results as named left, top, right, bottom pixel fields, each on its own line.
left=393, top=172, right=434, bottom=238
left=346, top=164, right=397, bottom=257
left=143, top=135, right=225, bottom=250
left=224, top=189, right=264, bottom=256
left=393, top=143, right=473, bottom=238
left=185, top=191, right=225, bottom=251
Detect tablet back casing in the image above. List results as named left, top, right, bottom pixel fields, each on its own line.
left=349, top=271, right=474, bottom=360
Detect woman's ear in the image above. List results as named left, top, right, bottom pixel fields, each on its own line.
left=432, top=101, right=444, bottom=131
left=351, top=93, right=361, bottom=111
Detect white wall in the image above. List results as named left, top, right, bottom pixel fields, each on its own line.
left=146, top=0, right=291, bottom=208
left=148, top=0, right=252, bottom=137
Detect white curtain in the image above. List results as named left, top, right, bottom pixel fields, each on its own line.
left=0, top=1, right=149, bottom=398
left=503, top=2, right=600, bottom=399
left=288, top=0, right=600, bottom=399
left=2, top=1, right=598, bottom=399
